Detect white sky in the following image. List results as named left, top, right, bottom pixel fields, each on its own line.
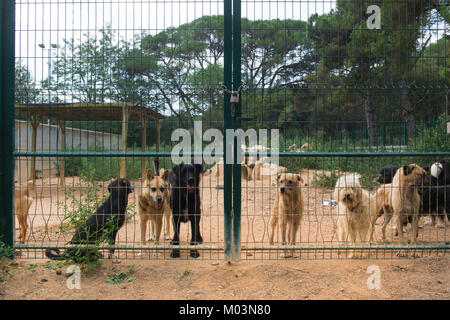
left=15, top=0, right=336, bottom=84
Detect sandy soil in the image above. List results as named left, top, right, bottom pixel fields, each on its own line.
left=1, top=257, right=449, bottom=299
left=3, top=170, right=448, bottom=299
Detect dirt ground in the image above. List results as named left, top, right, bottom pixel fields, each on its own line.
left=4, top=169, right=449, bottom=299
left=1, top=256, right=449, bottom=299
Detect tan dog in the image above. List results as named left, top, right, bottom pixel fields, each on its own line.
left=14, top=181, right=33, bottom=244
left=334, top=174, right=378, bottom=258
left=269, top=173, right=304, bottom=258
left=138, top=169, right=171, bottom=247
left=382, top=164, right=427, bottom=244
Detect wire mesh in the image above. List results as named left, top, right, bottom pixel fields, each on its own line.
left=10, top=0, right=450, bottom=260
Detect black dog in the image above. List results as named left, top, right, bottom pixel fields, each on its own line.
left=169, top=163, right=203, bottom=258
left=45, top=178, right=134, bottom=260
left=376, top=164, right=450, bottom=227
left=376, top=165, right=398, bottom=184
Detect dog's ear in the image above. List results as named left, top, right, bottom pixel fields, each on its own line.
left=107, top=179, right=118, bottom=193
left=146, top=169, right=154, bottom=181
left=161, top=169, right=169, bottom=181
left=295, top=174, right=303, bottom=184
left=277, top=173, right=282, bottom=183
left=194, top=163, right=204, bottom=175
left=172, top=164, right=180, bottom=175
left=402, top=165, right=415, bottom=176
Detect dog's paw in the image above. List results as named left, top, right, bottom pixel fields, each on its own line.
left=170, top=250, right=180, bottom=258
left=164, top=234, right=172, bottom=241
left=147, top=234, right=156, bottom=242
left=190, top=250, right=200, bottom=258
left=152, top=251, right=161, bottom=257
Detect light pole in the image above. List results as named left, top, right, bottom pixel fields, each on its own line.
left=38, top=43, right=58, bottom=103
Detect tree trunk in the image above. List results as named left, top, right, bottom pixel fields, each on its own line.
left=363, top=89, right=377, bottom=146
left=400, top=77, right=415, bottom=140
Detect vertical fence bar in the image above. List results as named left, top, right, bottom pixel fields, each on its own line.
left=223, top=0, right=233, bottom=261
left=232, top=0, right=242, bottom=261
left=0, top=0, right=15, bottom=256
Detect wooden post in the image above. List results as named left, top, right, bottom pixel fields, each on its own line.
left=141, top=117, right=147, bottom=181
left=120, top=104, right=129, bottom=178
left=58, top=121, right=65, bottom=185
left=29, top=118, right=40, bottom=184
left=155, top=118, right=160, bottom=173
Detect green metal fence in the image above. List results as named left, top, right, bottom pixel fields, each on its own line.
left=1, top=0, right=449, bottom=261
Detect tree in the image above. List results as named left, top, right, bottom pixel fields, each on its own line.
left=15, top=61, right=40, bottom=104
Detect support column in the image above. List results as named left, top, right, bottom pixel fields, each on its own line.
left=120, top=104, right=129, bottom=178
left=141, top=117, right=147, bottom=181
left=29, top=118, right=40, bottom=184
left=58, top=121, right=65, bottom=185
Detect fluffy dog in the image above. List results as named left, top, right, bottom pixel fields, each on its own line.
left=169, top=163, right=204, bottom=258
left=386, top=164, right=427, bottom=244
left=269, top=173, right=304, bottom=258
left=14, top=181, right=33, bottom=244
left=45, top=178, right=134, bottom=260
left=138, top=169, right=171, bottom=247
left=377, top=163, right=450, bottom=229
left=334, top=173, right=378, bottom=258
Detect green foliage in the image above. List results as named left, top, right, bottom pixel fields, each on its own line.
left=106, top=266, right=136, bottom=285
left=0, top=239, right=13, bottom=264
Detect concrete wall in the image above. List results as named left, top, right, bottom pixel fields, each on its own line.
left=14, top=120, right=121, bottom=182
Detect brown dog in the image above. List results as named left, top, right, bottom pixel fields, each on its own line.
left=138, top=169, right=171, bottom=247
left=269, top=173, right=304, bottom=257
left=14, top=181, right=33, bottom=244
left=387, top=164, right=427, bottom=244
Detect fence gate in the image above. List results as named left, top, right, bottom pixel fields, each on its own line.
left=1, top=0, right=449, bottom=260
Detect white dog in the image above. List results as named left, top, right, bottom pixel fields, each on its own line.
left=334, top=173, right=378, bottom=258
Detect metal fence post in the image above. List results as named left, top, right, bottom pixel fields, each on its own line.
left=223, top=0, right=233, bottom=262
left=232, top=0, right=242, bottom=261
left=0, top=0, right=15, bottom=256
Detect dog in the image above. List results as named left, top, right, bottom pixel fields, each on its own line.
left=269, top=173, right=304, bottom=258
left=45, top=178, right=134, bottom=260
left=376, top=163, right=450, bottom=229
left=427, top=160, right=450, bottom=185
left=376, top=165, right=398, bottom=184
left=334, top=173, right=379, bottom=258
left=14, top=181, right=34, bottom=244
left=138, top=168, right=171, bottom=248
left=383, top=164, right=428, bottom=245
left=169, top=163, right=204, bottom=258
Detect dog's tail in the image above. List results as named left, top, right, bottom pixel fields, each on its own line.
left=45, top=248, right=62, bottom=260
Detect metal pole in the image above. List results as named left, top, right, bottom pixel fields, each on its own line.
left=0, top=0, right=15, bottom=256
left=232, top=0, right=242, bottom=261
left=223, top=0, right=233, bottom=262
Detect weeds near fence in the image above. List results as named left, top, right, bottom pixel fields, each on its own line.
left=55, top=182, right=132, bottom=271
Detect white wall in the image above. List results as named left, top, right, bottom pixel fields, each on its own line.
left=14, top=120, right=121, bottom=182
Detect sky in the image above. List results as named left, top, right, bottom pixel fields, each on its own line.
left=15, top=0, right=336, bottom=85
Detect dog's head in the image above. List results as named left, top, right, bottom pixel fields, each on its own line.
left=337, top=183, right=362, bottom=212
left=276, top=173, right=303, bottom=196
left=172, top=163, right=203, bottom=192
left=143, top=169, right=169, bottom=210
left=428, top=160, right=446, bottom=180
left=398, top=163, right=428, bottom=186
left=376, top=166, right=398, bottom=184
left=108, top=178, right=134, bottom=196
